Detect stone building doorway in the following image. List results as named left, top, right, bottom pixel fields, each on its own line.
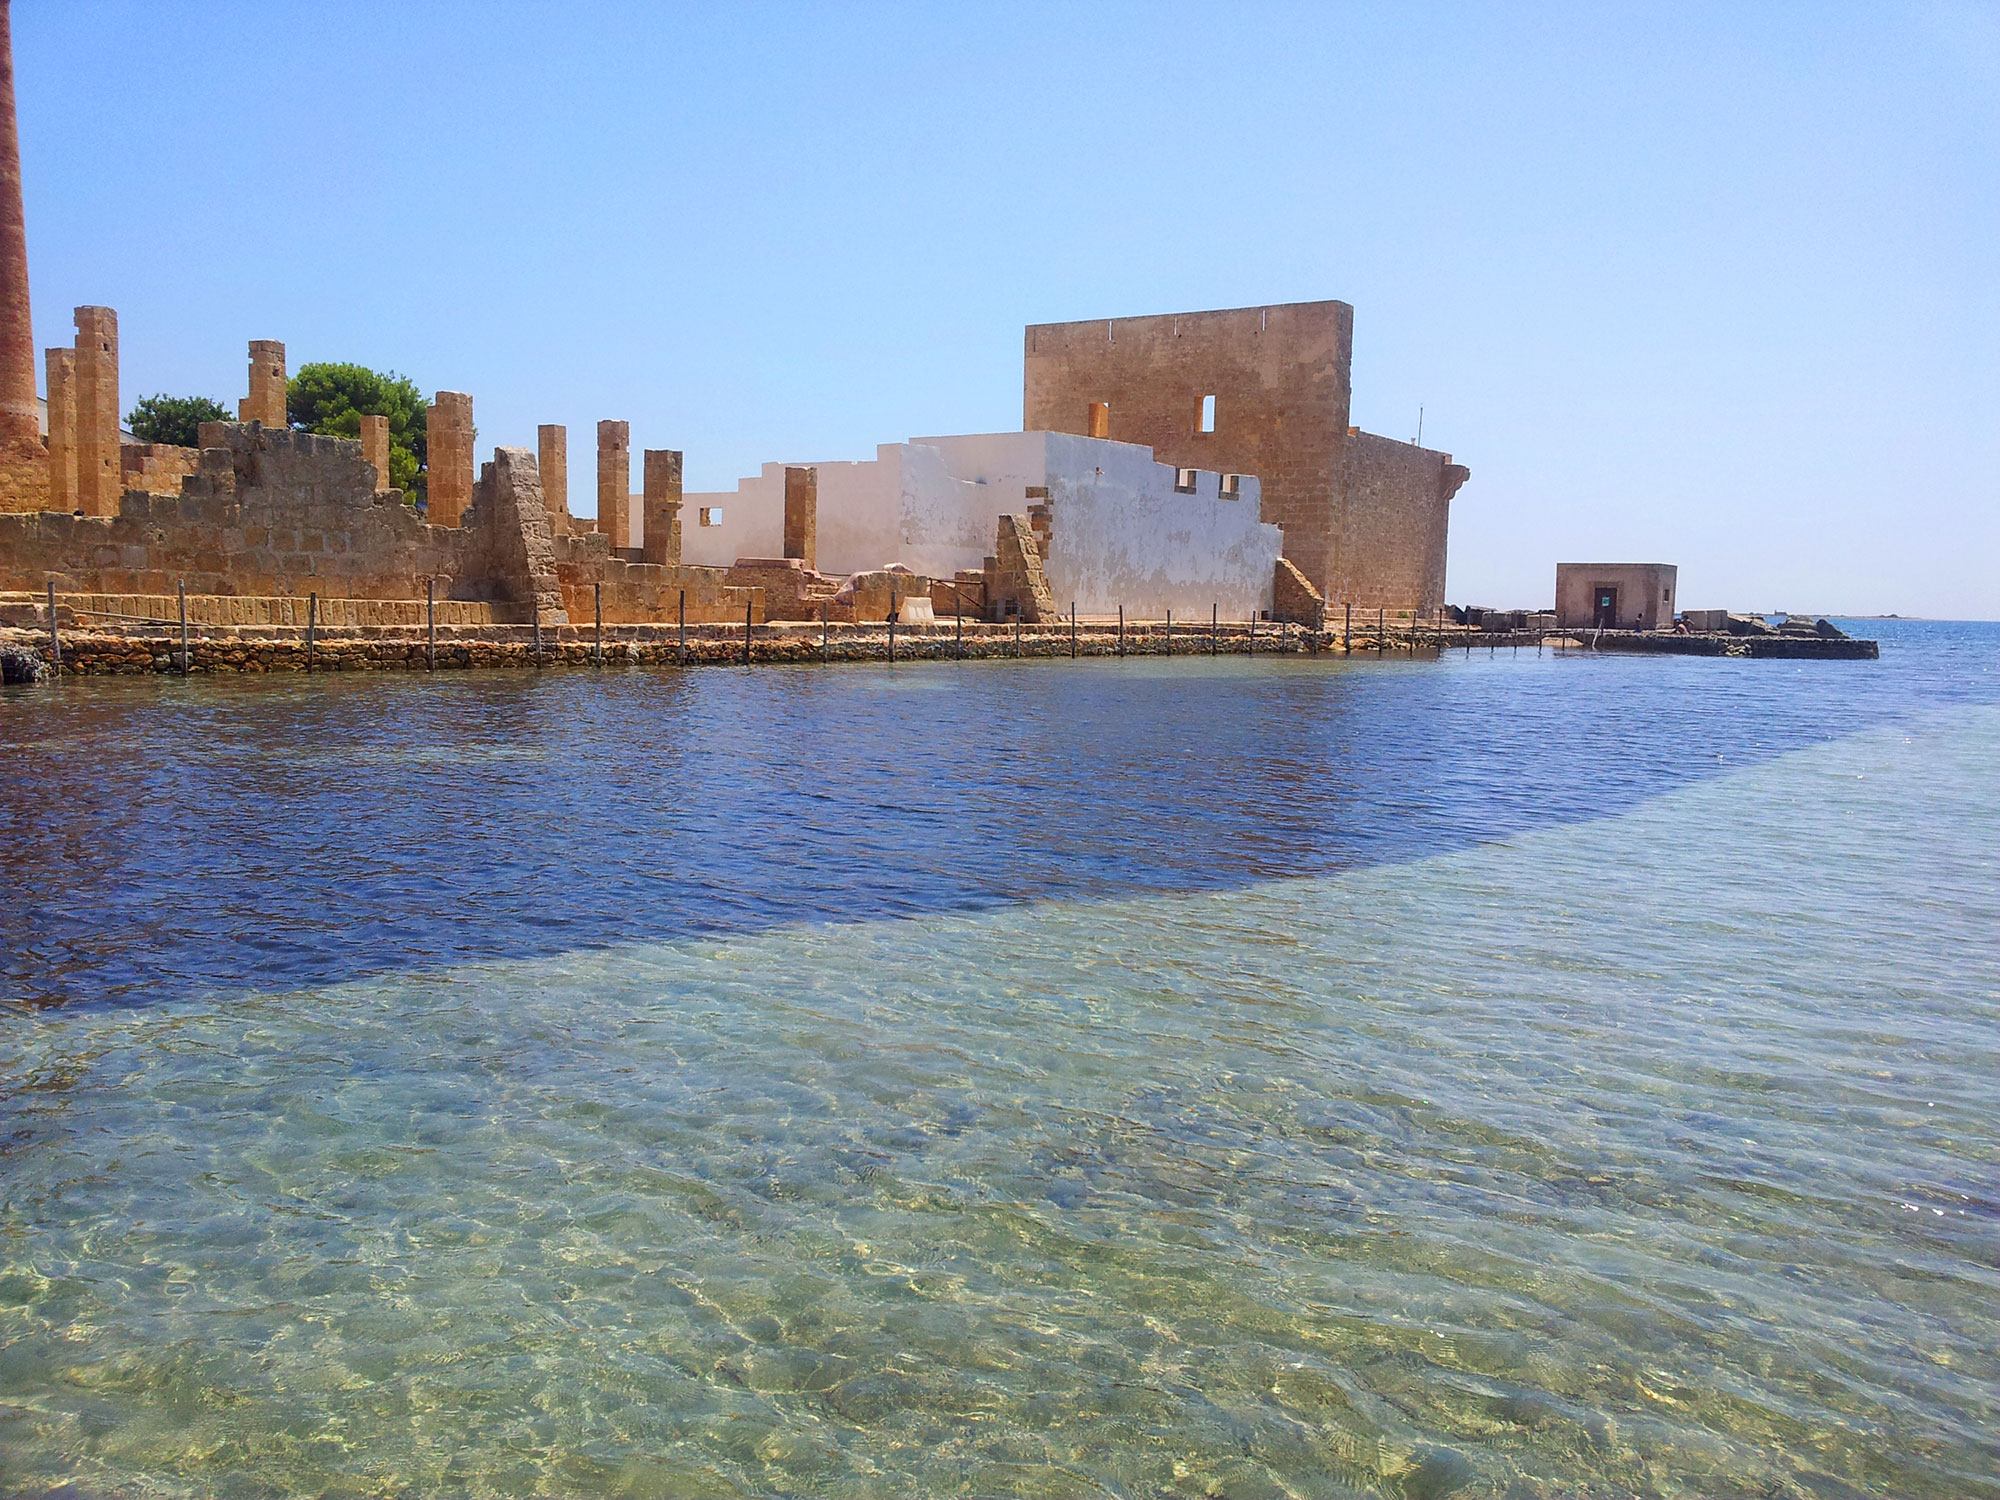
left=1592, top=585, right=1619, bottom=628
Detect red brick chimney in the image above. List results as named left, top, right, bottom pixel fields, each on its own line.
left=0, top=1, right=39, bottom=446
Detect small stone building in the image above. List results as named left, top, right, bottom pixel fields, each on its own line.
left=1555, top=563, right=1677, bottom=631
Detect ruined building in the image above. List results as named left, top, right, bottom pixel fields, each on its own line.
left=1024, top=302, right=1468, bottom=613
left=0, top=0, right=1467, bottom=634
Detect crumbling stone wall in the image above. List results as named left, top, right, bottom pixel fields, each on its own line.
left=0, top=424, right=560, bottom=618
left=121, top=442, right=200, bottom=497
left=1272, top=556, right=1324, bottom=624
left=989, top=513, right=1054, bottom=622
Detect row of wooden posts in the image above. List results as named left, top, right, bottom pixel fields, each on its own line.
left=38, top=581, right=1536, bottom=675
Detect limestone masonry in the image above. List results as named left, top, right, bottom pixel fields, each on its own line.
left=0, top=1, right=1487, bottom=657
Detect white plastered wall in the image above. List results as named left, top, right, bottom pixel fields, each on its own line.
left=668, top=431, right=1283, bottom=618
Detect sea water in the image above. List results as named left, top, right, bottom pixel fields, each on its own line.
left=1, top=623, right=1994, bottom=1497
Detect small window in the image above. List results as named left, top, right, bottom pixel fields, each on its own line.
left=1199, top=394, right=1216, bottom=433
left=699, top=506, right=723, bottom=527
left=1174, top=468, right=1198, bottom=494
left=1219, top=473, right=1241, bottom=498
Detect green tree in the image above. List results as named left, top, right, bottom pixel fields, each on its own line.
left=286, top=362, right=428, bottom=498
left=126, top=394, right=230, bottom=448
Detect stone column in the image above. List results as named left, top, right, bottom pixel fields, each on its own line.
left=0, top=1, right=38, bottom=446
left=426, top=391, right=473, bottom=526
left=73, top=306, right=119, bottom=516
left=538, top=423, right=567, bottom=529
left=596, top=419, right=629, bottom=548
left=238, top=339, right=287, bottom=426
left=1087, top=401, right=1110, bottom=439
left=360, top=412, right=390, bottom=490
left=783, top=464, right=817, bottom=570
left=642, top=448, right=682, bottom=566
left=44, top=346, right=74, bottom=509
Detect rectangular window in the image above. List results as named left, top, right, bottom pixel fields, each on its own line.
left=1174, top=468, right=1198, bottom=494
left=699, top=507, right=723, bottom=527
left=1199, top=394, right=1216, bottom=433
left=1219, top=473, right=1241, bottom=498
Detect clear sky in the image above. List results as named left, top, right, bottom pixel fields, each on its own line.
left=15, top=2, right=1998, bottom=616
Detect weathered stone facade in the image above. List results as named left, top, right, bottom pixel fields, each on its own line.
left=43, top=346, right=73, bottom=509
left=426, top=391, right=473, bottom=527
left=782, top=464, right=816, bottom=570
left=238, top=339, right=286, bottom=427
left=642, top=448, right=681, bottom=566
left=360, top=413, right=390, bottom=491
left=596, top=420, right=630, bottom=549
left=1023, top=301, right=1467, bottom=612
left=538, top=423, right=569, bottom=531
left=73, top=306, right=120, bottom=517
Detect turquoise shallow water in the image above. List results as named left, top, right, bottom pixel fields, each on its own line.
left=2, top=662, right=1996, bottom=1496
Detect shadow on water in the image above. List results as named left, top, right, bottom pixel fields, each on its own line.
left=0, top=620, right=1992, bottom=1009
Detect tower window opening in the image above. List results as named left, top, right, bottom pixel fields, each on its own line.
left=1199, top=394, right=1216, bottom=434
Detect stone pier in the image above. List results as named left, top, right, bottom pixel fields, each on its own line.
left=596, top=420, right=630, bottom=548
left=642, top=448, right=682, bottom=566
left=44, top=346, right=74, bottom=510
left=73, top=306, right=119, bottom=517
left=426, top=391, right=473, bottom=526
left=238, top=339, right=286, bottom=427
left=783, top=464, right=816, bottom=570
left=360, top=413, right=390, bottom=490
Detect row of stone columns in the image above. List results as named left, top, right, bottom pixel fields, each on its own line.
left=525, top=418, right=680, bottom=563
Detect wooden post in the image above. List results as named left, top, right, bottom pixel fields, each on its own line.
left=744, top=598, right=753, bottom=665
left=1211, top=602, right=1218, bottom=656
left=1249, top=613, right=1256, bottom=655
left=678, top=588, right=686, bottom=665
left=1165, top=608, right=1172, bottom=657
left=45, top=579, right=58, bottom=673
left=531, top=600, right=541, bottom=663
left=1377, top=606, right=1385, bottom=653
left=1070, top=603, right=1077, bottom=659
left=1309, top=602, right=1319, bottom=656
left=821, top=600, right=828, bottom=664
left=306, top=590, right=317, bottom=673
left=1117, top=604, right=1124, bottom=657
left=592, top=581, right=602, bottom=666
left=887, top=605, right=896, bottom=664
left=1344, top=601, right=1352, bottom=654
left=1015, top=611, right=1022, bottom=657
left=956, top=599, right=963, bottom=660
left=178, top=579, right=189, bottom=675
left=427, top=577, right=437, bottom=670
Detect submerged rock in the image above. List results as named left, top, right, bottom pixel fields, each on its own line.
left=0, top=644, right=47, bottom=683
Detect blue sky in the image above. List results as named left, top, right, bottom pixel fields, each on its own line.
left=16, top=2, right=1998, bottom=615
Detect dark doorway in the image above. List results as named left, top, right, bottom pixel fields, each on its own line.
left=1593, top=586, right=1619, bottom=629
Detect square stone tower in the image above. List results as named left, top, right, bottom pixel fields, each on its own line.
left=1023, top=300, right=1466, bottom=612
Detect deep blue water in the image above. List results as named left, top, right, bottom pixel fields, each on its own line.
left=0, top=621, right=1992, bottom=1011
